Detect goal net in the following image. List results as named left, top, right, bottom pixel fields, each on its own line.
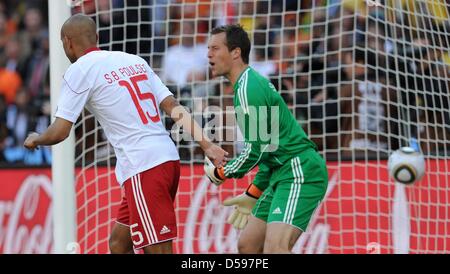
left=68, top=0, right=450, bottom=253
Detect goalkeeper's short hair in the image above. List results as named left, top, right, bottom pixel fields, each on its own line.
left=210, top=24, right=251, bottom=64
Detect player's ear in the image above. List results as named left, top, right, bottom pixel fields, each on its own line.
left=63, top=36, right=71, bottom=48
left=232, top=47, right=242, bottom=61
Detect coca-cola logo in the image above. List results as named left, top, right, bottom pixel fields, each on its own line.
left=183, top=177, right=238, bottom=253
left=291, top=172, right=338, bottom=254
left=0, top=175, right=53, bottom=253
left=182, top=175, right=336, bottom=254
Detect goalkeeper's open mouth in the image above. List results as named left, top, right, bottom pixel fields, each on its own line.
left=209, top=62, right=217, bottom=75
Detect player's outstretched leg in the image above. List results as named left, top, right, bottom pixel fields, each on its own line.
left=237, top=216, right=266, bottom=254
left=109, top=223, right=134, bottom=254
left=263, top=223, right=302, bottom=254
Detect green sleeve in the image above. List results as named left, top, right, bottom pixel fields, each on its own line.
left=251, top=163, right=271, bottom=191
left=223, top=77, right=272, bottom=178
left=223, top=141, right=267, bottom=178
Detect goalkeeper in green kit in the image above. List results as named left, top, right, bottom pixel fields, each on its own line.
left=204, top=25, right=328, bottom=254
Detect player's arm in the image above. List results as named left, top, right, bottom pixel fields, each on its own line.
left=223, top=141, right=266, bottom=178
left=203, top=140, right=265, bottom=185
left=223, top=89, right=273, bottom=179
left=251, top=162, right=271, bottom=191
left=24, top=118, right=73, bottom=149
left=204, top=92, right=273, bottom=185
left=24, top=64, right=90, bottom=150
left=160, top=95, right=228, bottom=167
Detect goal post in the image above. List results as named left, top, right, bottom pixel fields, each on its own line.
left=48, top=0, right=76, bottom=254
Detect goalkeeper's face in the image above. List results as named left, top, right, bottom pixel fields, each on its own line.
left=207, top=33, right=233, bottom=78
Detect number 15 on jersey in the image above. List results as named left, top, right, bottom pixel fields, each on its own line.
left=119, top=74, right=161, bottom=124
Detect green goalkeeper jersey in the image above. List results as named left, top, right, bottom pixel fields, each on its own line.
left=223, top=67, right=318, bottom=190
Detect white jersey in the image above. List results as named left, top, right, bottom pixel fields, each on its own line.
left=55, top=50, right=180, bottom=185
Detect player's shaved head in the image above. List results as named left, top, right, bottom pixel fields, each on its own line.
left=61, top=14, right=97, bottom=45
left=61, top=14, right=98, bottom=63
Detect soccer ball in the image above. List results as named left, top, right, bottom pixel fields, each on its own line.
left=388, top=147, right=425, bottom=184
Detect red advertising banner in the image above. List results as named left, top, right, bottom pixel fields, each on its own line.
left=0, top=169, right=53, bottom=253
left=0, top=160, right=449, bottom=253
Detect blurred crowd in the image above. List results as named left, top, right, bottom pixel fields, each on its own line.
left=0, top=0, right=51, bottom=165
left=1, top=0, right=450, bottom=166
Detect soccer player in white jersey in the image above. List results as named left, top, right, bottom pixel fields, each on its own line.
left=23, top=14, right=227, bottom=254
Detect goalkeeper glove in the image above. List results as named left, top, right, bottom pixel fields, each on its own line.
left=223, top=184, right=263, bottom=230
left=204, top=157, right=226, bottom=186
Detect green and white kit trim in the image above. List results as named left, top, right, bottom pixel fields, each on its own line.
left=237, top=68, right=250, bottom=114
left=283, top=157, right=304, bottom=224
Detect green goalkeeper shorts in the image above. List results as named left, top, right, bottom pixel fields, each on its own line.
left=252, top=148, right=328, bottom=231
